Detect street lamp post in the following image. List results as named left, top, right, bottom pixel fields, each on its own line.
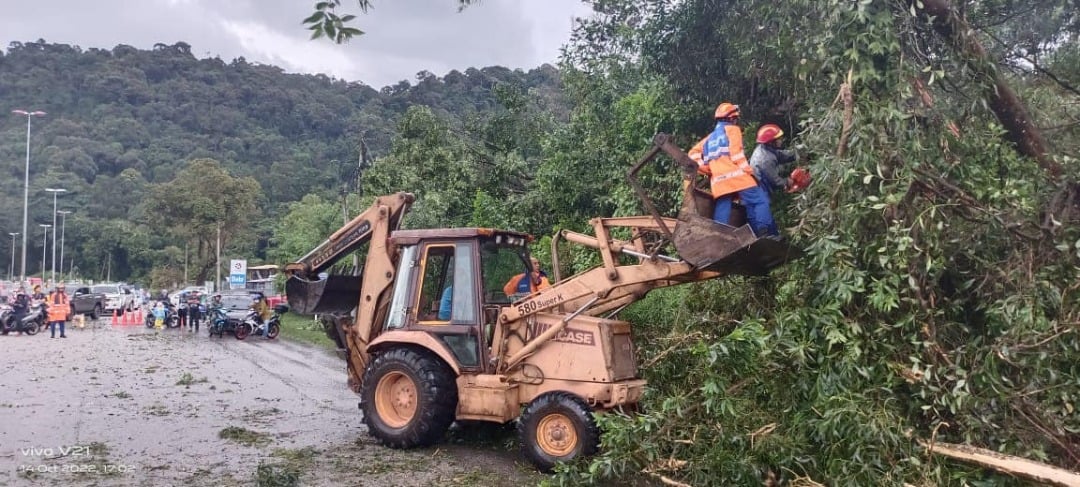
left=8, top=233, right=18, bottom=281
left=12, top=109, right=46, bottom=284
left=39, top=224, right=51, bottom=283
left=44, top=188, right=66, bottom=285
left=57, top=211, right=71, bottom=282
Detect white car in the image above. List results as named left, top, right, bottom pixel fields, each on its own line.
left=92, top=284, right=135, bottom=315
left=171, top=286, right=209, bottom=307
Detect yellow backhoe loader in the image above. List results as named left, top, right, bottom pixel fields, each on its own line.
left=285, top=134, right=800, bottom=471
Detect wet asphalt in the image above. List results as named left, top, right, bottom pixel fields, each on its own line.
left=0, top=317, right=536, bottom=486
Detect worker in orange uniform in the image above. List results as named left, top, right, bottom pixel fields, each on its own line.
left=47, top=283, right=70, bottom=338
left=688, top=102, right=777, bottom=237
left=503, top=257, right=551, bottom=299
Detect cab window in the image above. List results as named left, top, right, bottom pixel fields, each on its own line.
left=480, top=239, right=530, bottom=304
left=416, top=243, right=476, bottom=324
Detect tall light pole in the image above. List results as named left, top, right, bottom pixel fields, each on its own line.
left=57, top=211, right=71, bottom=282
left=8, top=233, right=18, bottom=281
left=39, top=224, right=51, bottom=282
left=12, top=109, right=46, bottom=284
left=44, top=188, right=66, bottom=284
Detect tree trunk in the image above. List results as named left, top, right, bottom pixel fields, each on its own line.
left=912, top=0, right=1061, bottom=179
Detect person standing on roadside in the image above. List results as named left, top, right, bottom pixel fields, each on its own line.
left=187, top=290, right=202, bottom=332
left=47, top=284, right=70, bottom=338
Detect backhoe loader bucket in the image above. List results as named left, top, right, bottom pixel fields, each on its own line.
left=631, top=133, right=803, bottom=276
left=285, top=274, right=363, bottom=316
left=673, top=213, right=802, bottom=275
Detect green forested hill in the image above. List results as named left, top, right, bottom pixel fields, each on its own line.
left=0, top=40, right=564, bottom=283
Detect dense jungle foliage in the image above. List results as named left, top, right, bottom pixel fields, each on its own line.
left=0, top=40, right=565, bottom=284
left=524, top=0, right=1077, bottom=485
left=3, top=0, right=1080, bottom=483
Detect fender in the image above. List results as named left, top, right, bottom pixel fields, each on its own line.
left=367, top=330, right=461, bottom=376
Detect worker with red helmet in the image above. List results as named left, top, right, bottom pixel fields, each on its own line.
left=688, top=102, right=777, bottom=236
left=750, top=123, right=808, bottom=196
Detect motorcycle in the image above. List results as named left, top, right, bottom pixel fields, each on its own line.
left=1, top=302, right=47, bottom=336
left=207, top=307, right=241, bottom=338
left=145, top=301, right=179, bottom=329
left=233, top=304, right=286, bottom=341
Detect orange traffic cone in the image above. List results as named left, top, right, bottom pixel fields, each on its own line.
left=111, top=309, right=118, bottom=325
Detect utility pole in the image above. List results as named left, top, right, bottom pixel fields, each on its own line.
left=216, top=224, right=221, bottom=293
left=184, top=243, right=188, bottom=285
left=8, top=232, right=19, bottom=282
left=44, top=187, right=66, bottom=285
left=13, top=109, right=46, bottom=283
left=57, top=210, right=71, bottom=281
left=39, top=224, right=50, bottom=282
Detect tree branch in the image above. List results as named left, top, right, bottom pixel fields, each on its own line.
left=910, top=0, right=1061, bottom=178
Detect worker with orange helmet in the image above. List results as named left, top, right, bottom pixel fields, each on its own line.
left=750, top=123, right=806, bottom=196
left=688, top=102, right=777, bottom=235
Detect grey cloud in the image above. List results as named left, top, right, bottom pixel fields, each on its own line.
left=1, top=0, right=592, bottom=87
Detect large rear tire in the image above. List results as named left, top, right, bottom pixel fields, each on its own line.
left=360, top=348, right=457, bottom=449
left=519, top=391, right=600, bottom=472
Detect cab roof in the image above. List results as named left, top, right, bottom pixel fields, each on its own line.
left=389, top=227, right=533, bottom=246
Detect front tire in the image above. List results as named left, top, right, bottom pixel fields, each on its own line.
left=519, top=391, right=600, bottom=472
left=360, top=348, right=457, bottom=449
left=235, top=323, right=251, bottom=340
left=25, top=321, right=40, bottom=336
left=91, top=305, right=101, bottom=321
left=266, top=322, right=280, bottom=339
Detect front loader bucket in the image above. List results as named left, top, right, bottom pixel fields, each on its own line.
left=673, top=213, right=803, bottom=276
left=285, top=274, right=362, bottom=316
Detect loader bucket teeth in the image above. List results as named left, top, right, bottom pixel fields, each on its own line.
left=285, top=274, right=363, bottom=315
left=673, top=213, right=802, bottom=275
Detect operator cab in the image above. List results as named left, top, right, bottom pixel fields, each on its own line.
left=384, top=228, right=533, bottom=372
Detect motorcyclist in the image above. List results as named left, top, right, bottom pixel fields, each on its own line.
left=9, top=287, right=31, bottom=335
left=208, top=294, right=223, bottom=312
left=250, top=293, right=271, bottom=339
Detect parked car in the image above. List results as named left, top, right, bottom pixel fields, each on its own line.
left=93, top=283, right=135, bottom=316
left=70, top=286, right=106, bottom=319
left=215, top=291, right=256, bottom=320
left=170, top=286, right=209, bottom=307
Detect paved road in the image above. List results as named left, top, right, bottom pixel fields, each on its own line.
left=0, top=320, right=538, bottom=486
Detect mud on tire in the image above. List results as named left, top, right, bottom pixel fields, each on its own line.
left=360, top=347, right=457, bottom=449
left=519, top=391, right=600, bottom=472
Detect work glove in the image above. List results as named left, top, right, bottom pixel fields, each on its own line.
left=786, top=167, right=812, bottom=193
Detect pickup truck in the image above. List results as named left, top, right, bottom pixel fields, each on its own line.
left=70, top=287, right=106, bottom=319
left=93, top=283, right=135, bottom=315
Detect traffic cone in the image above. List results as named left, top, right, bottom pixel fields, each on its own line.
left=111, top=309, right=118, bottom=325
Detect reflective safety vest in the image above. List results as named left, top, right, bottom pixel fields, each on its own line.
left=687, top=121, right=757, bottom=198
left=502, top=273, right=551, bottom=297
left=47, top=292, right=70, bottom=322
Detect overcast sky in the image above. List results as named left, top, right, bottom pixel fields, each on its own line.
left=0, top=0, right=592, bottom=88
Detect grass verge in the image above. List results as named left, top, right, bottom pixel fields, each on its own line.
left=278, top=312, right=335, bottom=350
